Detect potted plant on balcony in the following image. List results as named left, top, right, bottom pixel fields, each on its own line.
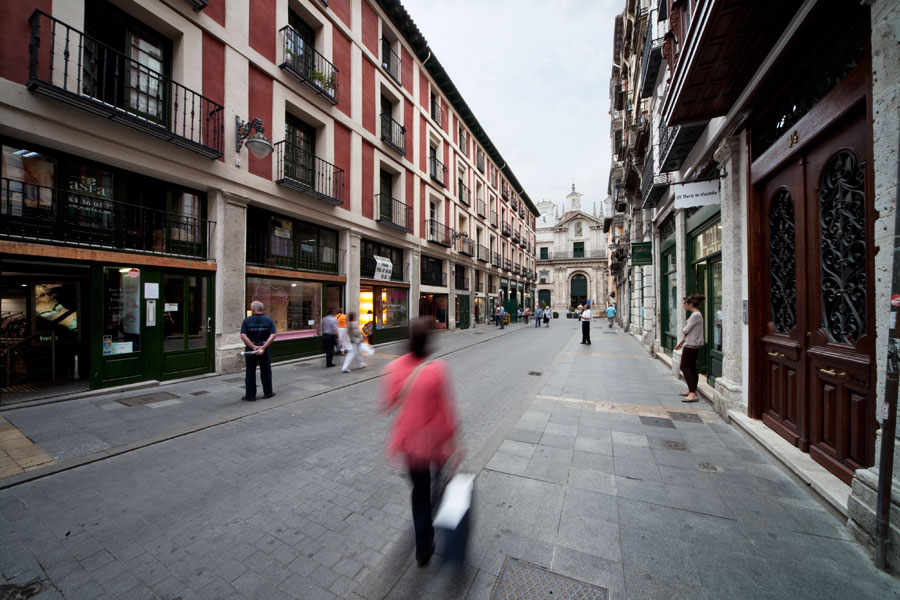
left=311, top=70, right=336, bottom=90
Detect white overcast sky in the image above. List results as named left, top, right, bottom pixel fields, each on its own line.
left=401, top=0, right=620, bottom=217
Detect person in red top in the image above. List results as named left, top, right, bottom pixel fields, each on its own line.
left=380, top=317, right=460, bottom=567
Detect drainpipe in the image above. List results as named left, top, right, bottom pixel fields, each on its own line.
left=874, top=129, right=900, bottom=570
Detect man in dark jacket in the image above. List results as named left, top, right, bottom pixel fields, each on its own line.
left=240, top=301, right=277, bottom=401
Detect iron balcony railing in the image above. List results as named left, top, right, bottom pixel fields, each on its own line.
left=503, top=258, right=512, bottom=272
left=381, top=38, right=401, bottom=84
left=421, top=268, right=446, bottom=287
left=537, top=250, right=608, bottom=260
left=512, top=229, right=521, bottom=243
left=280, top=25, right=339, bottom=104
left=501, top=184, right=510, bottom=201
left=641, top=153, right=670, bottom=209
left=275, top=140, right=344, bottom=205
left=640, top=33, right=665, bottom=99
left=491, top=251, right=501, bottom=268
left=514, top=263, right=521, bottom=276
left=476, top=151, right=485, bottom=173
left=430, top=95, right=443, bottom=125
left=477, top=244, right=490, bottom=262
left=1, top=178, right=213, bottom=259
left=458, top=180, right=470, bottom=205
left=458, top=238, right=475, bottom=257
left=490, top=210, right=498, bottom=227
left=429, top=155, right=447, bottom=187
left=501, top=221, right=511, bottom=237
left=519, top=237, right=527, bottom=249
left=511, top=197, right=519, bottom=213
left=361, top=257, right=405, bottom=282
left=376, top=193, right=411, bottom=232
left=26, top=10, right=223, bottom=158
left=476, top=199, right=486, bottom=218
left=426, top=219, right=452, bottom=247
left=247, top=228, right=342, bottom=274
left=380, top=113, right=406, bottom=155
left=454, top=274, right=469, bottom=291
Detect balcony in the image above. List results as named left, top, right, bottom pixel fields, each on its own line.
left=503, top=258, right=512, bottom=272
left=537, top=251, right=607, bottom=261
left=639, top=33, right=664, bottom=99
left=511, top=197, right=519, bottom=213
left=376, top=193, right=411, bottom=232
left=490, top=210, right=498, bottom=227
left=457, top=180, right=470, bottom=205
left=658, top=122, right=707, bottom=173
left=513, top=264, right=521, bottom=276
left=280, top=25, right=339, bottom=105
left=477, top=244, right=490, bottom=262
left=2, top=178, right=213, bottom=259
left=381, top=38, right=401, bottom=85
left=380, top=113, right=405, bottom=155
left=246, top=229, right=342, bottom=273
left=476, top=151, right=485, bottom=173
left=501, top=185, right=509, bottom=201
left=458, top=237, right=475, bottom=257
left=519, top=237, right=527, bottom=249
left=26, top=11, right=223, bottom=159
left=426, top=220, right=452, bottom=247
left=491, top=251, right=501, bottom=268
left=501, top=221, right=511, bottom=237
left=275, top=141, right=344, bottom=205
left=421, top=268, right=446, bottom=287
left=429, top=155, right=447, bottom=187
left=476, top=199, right=486, bottom=219
left=641, top=154, right=670, bottom=209
left=512, top=229, right=521, bottom=243
left=361, top=257, right=405, bottom=282
left=430, top=95, right=443, bottom=125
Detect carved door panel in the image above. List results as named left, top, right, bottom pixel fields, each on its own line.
left=759, top=164, right=807, bottom=448
left=803, top=111, right=876, bottom=484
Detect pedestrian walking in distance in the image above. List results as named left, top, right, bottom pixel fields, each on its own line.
left=336, top=307, right=348, bottom=355
left=580, top=302, right=592, bottom=345
left=535, top=306, right=543, bottom=327
left=322, top=307, right=339, bottom=368
left=676, top=294, right=706, bottom=402
left=498, top=305, right=506, bottom=329
left=606, top=303, right=616, bottom=328
left=544, top=306, right=551, bottom=327
left=380, top=317, right=460, bottom=568
left=341, top=312, right=366, bottom=373
left=240, top=301, right=277, bottom=401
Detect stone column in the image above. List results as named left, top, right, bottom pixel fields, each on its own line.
left=671, top=209, right=687, bottom=379
left=211, top=189, right=249, bottom=375
left=345, top=229, right=361, bottom=317
left=409, top=247, right=421, bottom=319
left=712, top=133, right=748, bottom=416
left=448, top=260, right=456, bottom=329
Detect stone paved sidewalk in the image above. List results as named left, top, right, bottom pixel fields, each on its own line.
left=379, top=326, right=900, bottom=599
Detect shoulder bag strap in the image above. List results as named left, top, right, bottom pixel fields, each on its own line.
left=397, top=359, right=430, bottom=406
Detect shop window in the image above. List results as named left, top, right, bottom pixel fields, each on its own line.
left=360, top=286, right=409, bottom=332
left=1, top=145, right=56, bottom=221
left=246, top=277, right=322, bottom=339
left=104, top=267, right=141, bottom=354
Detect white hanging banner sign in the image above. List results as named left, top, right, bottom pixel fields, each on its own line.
left=373, top=255, right=393, bottom=281
left=674, top=179, right=720, bottom=209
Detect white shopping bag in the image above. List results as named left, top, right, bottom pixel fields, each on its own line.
left=433, top=473, right=475, bottom=529
left=360, top=343, right=375, bottom=357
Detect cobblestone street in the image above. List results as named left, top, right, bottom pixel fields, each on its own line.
left=1, top=320, right=897, bottom=599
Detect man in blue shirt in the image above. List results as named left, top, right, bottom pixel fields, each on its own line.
left=322, top=307, right=339, bottom=368
left=240, top=301, right=277, bottom=401
left=606, top=304, right=617, bottom=329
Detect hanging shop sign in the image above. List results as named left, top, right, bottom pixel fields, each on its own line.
left=674, top=179, right=720, bottom=209
left=631, top=242, right=653, bottom=265
left=373, top=255, right=393, bottom=281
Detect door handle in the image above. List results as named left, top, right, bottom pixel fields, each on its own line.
left=819, top=368, right=846, bottom=377
left=767, top=351, right=785, bottom=358
left=207, top=317, right=212, bottom=331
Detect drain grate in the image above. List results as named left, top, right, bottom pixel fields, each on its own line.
left=698, top=462, right=723, bottom=473
left=528, top=371, right=543, bottom=376
left=190, top=390, right=210, bottom=396
left=117, top=391, right=180, bottom=407
left=639, top=416, right=675, bottom=429
left=667, top=411, right=703, bottom=423
left=662, top=440, right=688, bottom=451
left=491, top=557, right=608, bottom=600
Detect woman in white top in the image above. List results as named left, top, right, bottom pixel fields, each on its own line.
left=675, top=294, right=705, bottom=402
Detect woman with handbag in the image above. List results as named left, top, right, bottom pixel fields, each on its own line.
left=380, top=317, right=460, bottom=568
left=675, top=294, right=706, bottom=402
left=340, top=312, right=366, bottom=373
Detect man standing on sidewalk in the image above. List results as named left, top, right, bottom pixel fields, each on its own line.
left=322, top=308, right=338, bottom=368
left=498, top=305, right=506, bottom=329
left=240, top=301, right=277, bottom=401
left=535, top=306, right=543, bottom=327
left=580, top=302, right=592, bottom=345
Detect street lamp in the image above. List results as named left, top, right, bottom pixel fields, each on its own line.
left=450, top=230, right=468, bottom=242
left=235, top=116, right=274, bottom=159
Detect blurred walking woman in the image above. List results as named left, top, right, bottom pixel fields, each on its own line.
left=675, top=294, right=705, bottom=402
left=380, top=318, right=460, bottom=567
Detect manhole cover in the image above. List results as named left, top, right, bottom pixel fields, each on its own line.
left=190, top=390, right=210, bottom=396
left=528, top=371, right=542, bottom=376
left=662, top=440, right=688, bottom=451
left=491, top=557, right=608, bottom=600
left=117, top=392, right=180, bottom=407
left=698, top=462, right=723, bottom=473
left=668, top=411, right=703, bottom=423
left=639, top=416, right=675, bottom=429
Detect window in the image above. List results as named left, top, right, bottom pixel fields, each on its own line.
left=246, top=207, right=338, bottom=273
left=104, top=266, right=141, bottom=353
left=247, top=277, right=322, bottom=338
left=360, top=286, right=408, bottom=330
left=573, top=242, right=584, bottom=258
left=540, top=247, right=548, bottom=259
left=285, top=114, right=316, bottom=186
left=361, top=239, right=403, bottom=281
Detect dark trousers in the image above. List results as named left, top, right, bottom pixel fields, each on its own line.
left=680, top=346, right=700, bottom=392
left=245, top=351, right=272, bottom=399
left=581, top=320, right=591, bottom=344
left=323, top=333, right=336, bottom=366
left=408, top=468, right=435, bottom=559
